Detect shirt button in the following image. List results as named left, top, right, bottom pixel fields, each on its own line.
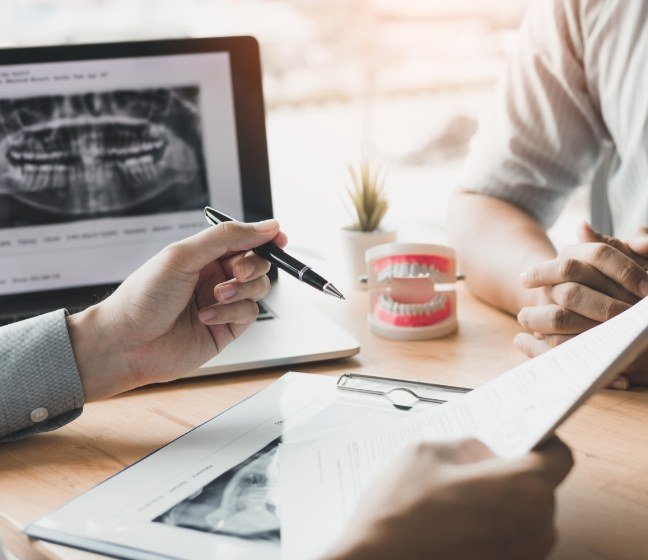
left=30, top=407, right=49, bottom=423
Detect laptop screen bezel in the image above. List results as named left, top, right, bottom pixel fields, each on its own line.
left=0, top=36, right=275, bottom=316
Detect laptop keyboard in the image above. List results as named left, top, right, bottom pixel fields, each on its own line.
left=0, top=305, right=85, bottom=327
left=0, top=313, right=32, bottom=327
left=0, top=301, right=275, bottom=327
left=256, top=300, right=275, bottom=321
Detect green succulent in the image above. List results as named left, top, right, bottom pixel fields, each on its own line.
left=345, top=159, right=389, bottom=232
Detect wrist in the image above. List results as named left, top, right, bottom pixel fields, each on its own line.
left=66, top=304, right=134, bottom=402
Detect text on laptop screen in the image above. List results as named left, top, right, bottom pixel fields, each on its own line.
left=0, top=52, right=243, bottom=296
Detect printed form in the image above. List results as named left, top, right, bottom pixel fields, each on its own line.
left=279, top=297, right=648, bottom=560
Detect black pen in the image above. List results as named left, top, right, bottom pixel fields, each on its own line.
left=204, top=206, right=345, bottom=299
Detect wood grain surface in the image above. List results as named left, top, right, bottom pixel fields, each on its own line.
left=1, top=284, right=646, bottom=560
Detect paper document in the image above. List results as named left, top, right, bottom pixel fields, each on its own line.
left=279, top=297, right=648, bottom=560
left=26, top=373, right=437, bottom=560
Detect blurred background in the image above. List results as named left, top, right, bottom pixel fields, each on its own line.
left=0, top=0, right=586, bottom=257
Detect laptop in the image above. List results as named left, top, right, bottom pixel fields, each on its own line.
left=0, top=36, right=359, bottom=375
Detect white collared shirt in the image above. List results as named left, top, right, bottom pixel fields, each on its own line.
left=462, top=0, right=648, bottom=238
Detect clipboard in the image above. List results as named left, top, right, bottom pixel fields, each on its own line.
left=336, top=373, right=471, bottom=410
left=26, top=371, right=467, bottom=560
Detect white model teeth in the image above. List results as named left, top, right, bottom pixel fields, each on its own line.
left=378, top=292, right=447, bottom=314
left=376, top=262, right=445, bottom=283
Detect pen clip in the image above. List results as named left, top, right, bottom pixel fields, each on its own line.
left=204, top=206, right=236, bottom=226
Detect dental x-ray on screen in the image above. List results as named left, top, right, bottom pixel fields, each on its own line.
left=0, top=86, right=208, bottom=228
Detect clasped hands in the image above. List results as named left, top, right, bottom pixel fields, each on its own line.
left=515, top=223, right=648, bottom=387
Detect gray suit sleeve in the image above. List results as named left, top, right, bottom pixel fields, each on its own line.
left=0, top=309, right=85, bottom=442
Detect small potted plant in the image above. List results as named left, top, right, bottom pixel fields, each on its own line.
left=341, top=158, right=396, bottom=284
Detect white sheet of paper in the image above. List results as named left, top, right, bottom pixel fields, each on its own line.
left=279, top=297, right=648, bottom=560
left=26, top=372, right=432, bottom=560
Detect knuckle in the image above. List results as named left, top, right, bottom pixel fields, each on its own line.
left=617, top=262, right=641, bottom=287
left=550, top=306, right=569, bottom=330
left=599, top=299, right=620, bottom=321
left=558, top=258, right=579, bottom=280
left=160, top=242, right=185, bottom=265
left=218, top=221, right=239, bottom=237
left=590, top=243, right=612, bottom=264
left=555, top=283, right=581, bottom=309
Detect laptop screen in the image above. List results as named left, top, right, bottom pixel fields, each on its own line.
left=0, top=50, right=244, bottom=297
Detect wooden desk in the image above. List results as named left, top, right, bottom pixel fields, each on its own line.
left=1, top=285, right=647, bottom=560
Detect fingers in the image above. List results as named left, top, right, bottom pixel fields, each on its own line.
left=577, top=222, right=627, bottom=254
left=513, top=332, right=554, bottom=357
left=610, top=375, right=631, bottom=391
left=580, top=222, right=648, bottom=270
left=163, top=220, right=282, bottom=273
left=549, top=282, right=631, bottom=322
left=214, top=275, right=271, bottom=303
left=425, top=438, right=495, bottom=464
left=567, top=244, right=647, bottom=297
left=198, top=299, right=259, bottom=325
left=517, top=303, right=598, bottom=335
left=517, top=282, right=630, bottom=335
left=273, top=230, right=289, bottom=249
left=221, top=252, right=271, bottom=283
left=514, top=332, right=576, bottom=358
left=576, top=221, right=600, bottom=244
left=627, top=227, right=648, bottom=260
left=521, top=255, right=641, bottom=305
left=524, top=438, right=574, bottom=487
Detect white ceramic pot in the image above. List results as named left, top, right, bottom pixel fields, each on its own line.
left=341, top=227, right=397, bottom=286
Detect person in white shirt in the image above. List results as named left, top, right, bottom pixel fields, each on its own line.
left=447, top=0, right=648, bottom=386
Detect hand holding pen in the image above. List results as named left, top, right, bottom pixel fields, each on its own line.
left=205, top=207, right=345, bottom=299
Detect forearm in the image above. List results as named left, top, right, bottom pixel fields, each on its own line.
left=447, top=191, right=556, bottom=315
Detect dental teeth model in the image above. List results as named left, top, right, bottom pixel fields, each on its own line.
left=365, top=243, right=458, bottom=340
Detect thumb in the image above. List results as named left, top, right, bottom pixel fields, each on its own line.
left=513, top=437, right=574, bottom=488
left=577, top=221, right=640, bottom=259
left=165, top=219, right=281, bottom=273
left=627, top=227, right=648, bottom=257
left=577, top=221, right=602, bottom=244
